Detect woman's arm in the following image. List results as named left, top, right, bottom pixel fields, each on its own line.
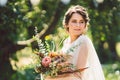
left=75, top=39, right=89, bottom=77
left=76, top=40, right=89, bottom=69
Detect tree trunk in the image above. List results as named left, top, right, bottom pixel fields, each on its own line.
left=97, top=41, right=108, bottom=63
left=40, top=1, right=66, bottom=40
left=0, top=43, right=25, bottom=80
left=108, top=40, right=120, bottom=61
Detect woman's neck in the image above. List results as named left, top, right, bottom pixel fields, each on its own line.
left=70, top=35, right=79, bottom=43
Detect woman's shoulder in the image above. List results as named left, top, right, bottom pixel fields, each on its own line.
left=79, top=35, right=94, bottom=48
left=79, top=35, right=91, bottom=43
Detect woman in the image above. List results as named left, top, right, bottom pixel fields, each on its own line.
left=45, top=5, right=105, bottom=80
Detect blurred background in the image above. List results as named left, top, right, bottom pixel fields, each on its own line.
left=0, top=0, right=120, bottom=80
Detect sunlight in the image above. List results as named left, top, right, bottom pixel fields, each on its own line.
left=10, top=47, right=35, bottom=70
left=0, top=0, right=8, bottom=6
left=116, top=42, right=120, bottom=56
left=96, top=0, right=104, bottom=3
left=30, top=0, right=40, bottom=6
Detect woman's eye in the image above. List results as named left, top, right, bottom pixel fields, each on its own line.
left=72, top=20, right=77, bottom=23
left=80, top=21, right=85, bottom=24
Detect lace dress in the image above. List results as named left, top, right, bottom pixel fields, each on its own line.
left=45, top=35, right=105, bottom=80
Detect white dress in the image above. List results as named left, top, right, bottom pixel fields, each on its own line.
left=45, top=34, right=105, bottom=80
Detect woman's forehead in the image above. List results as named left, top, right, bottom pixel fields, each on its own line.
left=70, top=13, right=84, bottom=20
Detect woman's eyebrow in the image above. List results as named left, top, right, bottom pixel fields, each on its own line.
left=79, top=19, right=85, bottom=21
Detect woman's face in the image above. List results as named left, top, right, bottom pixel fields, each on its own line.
left=67, top=13, right=86, bottom=37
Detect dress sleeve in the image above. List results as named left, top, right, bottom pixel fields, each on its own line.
left=76, top=38, right=89, bottom=69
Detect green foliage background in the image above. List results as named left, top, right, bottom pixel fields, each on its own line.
left=0, top=0, right=120, bottom=80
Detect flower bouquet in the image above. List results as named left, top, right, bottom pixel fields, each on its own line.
left=34, top=51, right=73, bottom=77
left=33, top=27, right=74, bottom=79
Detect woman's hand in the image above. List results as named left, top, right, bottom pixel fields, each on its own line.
left=57, top=61, right=73, bottom=73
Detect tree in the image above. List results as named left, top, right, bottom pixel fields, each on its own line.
left=0, top=0, right=120, bottom=79
left=0, top=0, right=68, bottom=79
left=89, top=0, right=120, bottom=63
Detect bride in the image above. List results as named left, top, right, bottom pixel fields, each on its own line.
left=45, top=5, right=105, bottom=80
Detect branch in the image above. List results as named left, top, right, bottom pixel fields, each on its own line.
left=17, top=26, right=48, bottom=45
left=17, top=1, right=66, bottom=45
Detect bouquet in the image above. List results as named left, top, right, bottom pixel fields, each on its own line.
left=34, top=51, right=73, bottom=77
left=33, top=27, right=74, bottom=78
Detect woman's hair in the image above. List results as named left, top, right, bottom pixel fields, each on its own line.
left=63, top=5, right=90, bottom=30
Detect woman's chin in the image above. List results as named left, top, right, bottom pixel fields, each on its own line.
left=73, top=33, right=82, bottom=36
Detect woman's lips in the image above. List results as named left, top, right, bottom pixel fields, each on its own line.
left=74, top=29, right=81, bottom=31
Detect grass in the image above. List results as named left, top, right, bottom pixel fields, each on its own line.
left=103, top=62, right=120, bottom=80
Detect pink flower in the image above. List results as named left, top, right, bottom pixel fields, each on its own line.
left=42, top=56, right=51, bottom=67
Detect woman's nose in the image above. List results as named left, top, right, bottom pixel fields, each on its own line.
left=76, top=23, right=80, bottom=27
